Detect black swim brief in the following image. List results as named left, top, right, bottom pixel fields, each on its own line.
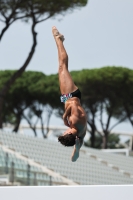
left=60, top=89, right=81, bottom=103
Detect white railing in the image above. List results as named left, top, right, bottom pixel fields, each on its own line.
left=101, top=148, right=129, bottom=156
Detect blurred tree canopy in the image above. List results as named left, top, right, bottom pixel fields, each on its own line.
left=0, top=0, right=88, bottom=40
left=1, top=70, right=48, bottom=136
left=0, top=66, right=133, bottom=148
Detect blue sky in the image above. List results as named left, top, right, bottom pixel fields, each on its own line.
left=0, top=0, right=133, bottom=134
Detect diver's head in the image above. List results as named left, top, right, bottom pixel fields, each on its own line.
left=58, top=129, right=77, bottom=147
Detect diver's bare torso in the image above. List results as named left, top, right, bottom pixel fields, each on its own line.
left=63, top=97, right=87, bottom=140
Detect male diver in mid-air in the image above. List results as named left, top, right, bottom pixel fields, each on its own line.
left=52, top=26, right=87, bottom=162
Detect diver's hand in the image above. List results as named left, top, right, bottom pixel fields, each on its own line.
left=63, top=118, right=70, bottom=127
left=75, top=136, right=80, bottom=150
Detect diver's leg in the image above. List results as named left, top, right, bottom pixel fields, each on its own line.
left=52, top=26, right=78, bottom=94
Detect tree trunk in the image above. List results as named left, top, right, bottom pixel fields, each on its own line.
left=90, top=126, right=96, bottom=148
left=40, top=115, right=46, bottom=138
left=0, top=18, right=37, bottom=128
left=0, top=98, right=4, bottom=128
left=130, top=121, right=133, bottom=150
left=102, top=133, right=108, bottom=149
left=126, top=115, right=133, bottom=150
left=0, top=22, right=10, bottom=41
left=90, top=133, right=95, bottom=148
left=32, top=128, right=37, bottom=137
left=45, top=108, right=53, bottom=138
left=12, top=115, right=21, bottom=133
left=22, top=112, right=38, bottom=137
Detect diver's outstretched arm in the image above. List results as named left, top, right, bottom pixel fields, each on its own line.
left=71, top=137, right=82, bottom=162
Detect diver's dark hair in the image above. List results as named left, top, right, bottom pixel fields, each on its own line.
left=58, top=133, right=76, bottom=146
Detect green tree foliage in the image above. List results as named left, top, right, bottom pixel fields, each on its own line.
left=0, top=70, right=48, bottom=136
left=0, top=0, right=88, bottom=40
left=1, top=67, right=133, bottom=148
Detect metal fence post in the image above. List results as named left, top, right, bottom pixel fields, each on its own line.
left=49, top=176, right=52, bottom=186
left=10, top=162, right=15, bottom=185
left=27, top=164, right=30, bottom=186
left=33, top=172, right=37, bottom=186
left=5, top=153, right=9, bottom=174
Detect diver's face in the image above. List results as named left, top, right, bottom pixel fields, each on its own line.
left=63, top=128, right=72, bottom=136
left=63, top=128, right=78, bottom=136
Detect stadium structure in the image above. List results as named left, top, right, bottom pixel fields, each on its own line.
left=0, top=130, right=133, bottom=186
